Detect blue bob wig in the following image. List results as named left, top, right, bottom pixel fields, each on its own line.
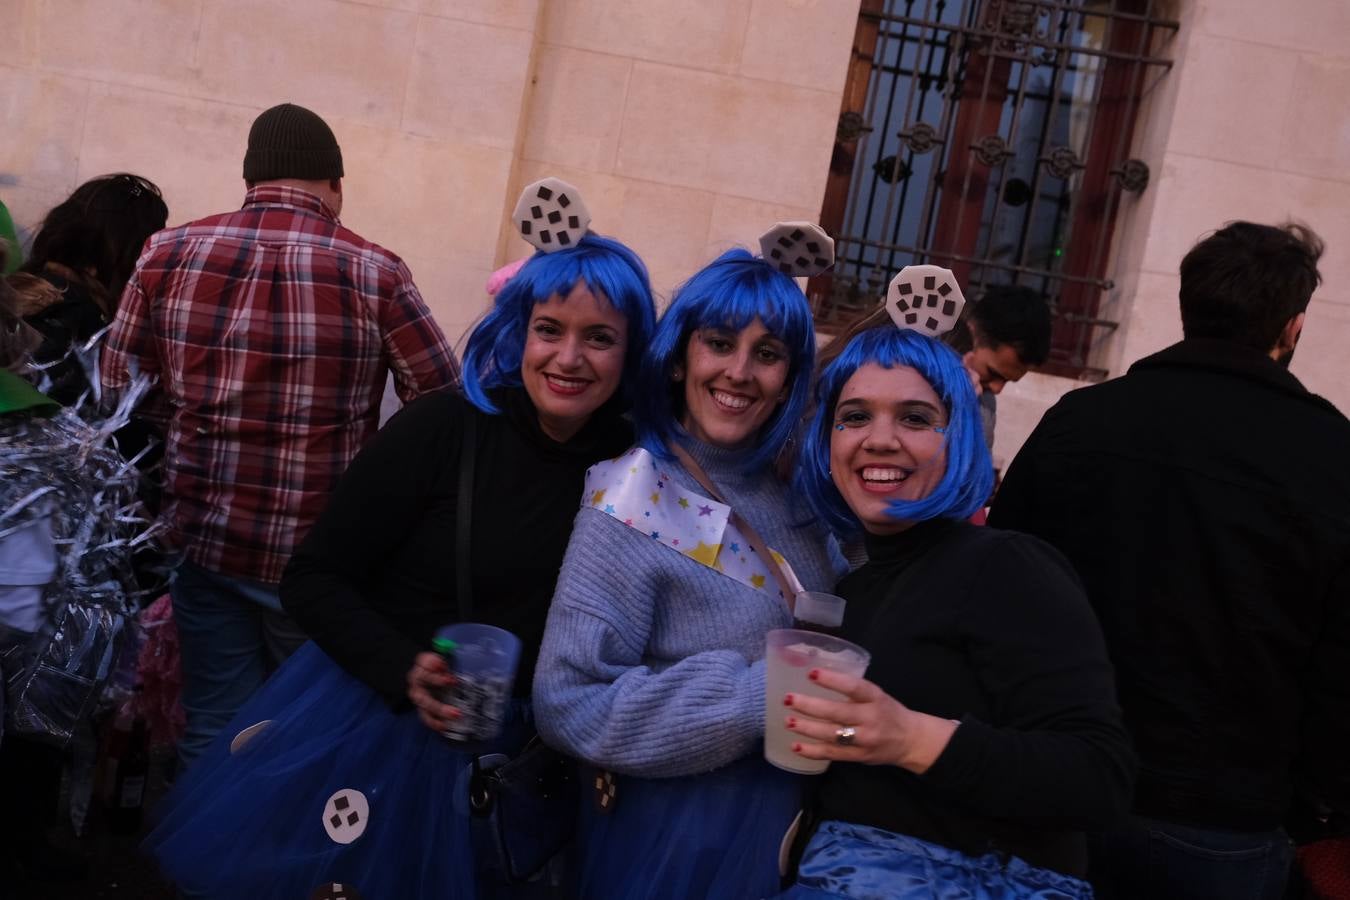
left=633, top=248, right=816, bottom=472
left=461, top=233, right=656, bottom=414
left=799, top=326, right=993, bottom=535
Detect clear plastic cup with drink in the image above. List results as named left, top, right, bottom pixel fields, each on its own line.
left=432, top=623, right=521, bottom=745
left=792, top=591, right=846, bottom=635
left=764, top=627, right=871, bottom=774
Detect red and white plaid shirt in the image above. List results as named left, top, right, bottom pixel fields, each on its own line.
left=102, top=186, right=460, bottom=584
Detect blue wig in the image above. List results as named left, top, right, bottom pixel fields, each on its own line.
left=633, top=248, right=816, bottom=472
left=461, top=233, right=656, bottom=414
left=798, top=326, right=993, bottom=535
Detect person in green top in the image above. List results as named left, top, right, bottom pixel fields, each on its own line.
left=0, top=199, right=22, bottom=276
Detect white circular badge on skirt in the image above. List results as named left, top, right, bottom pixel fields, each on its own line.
left=310, top=883, right=364, bottom=900
left=322, top=789, right=369, bottom=844
left=229, top=720, right=272, bottom=754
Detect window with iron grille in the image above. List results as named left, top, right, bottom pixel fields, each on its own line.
left=812, top=0, right=1177, bottom=378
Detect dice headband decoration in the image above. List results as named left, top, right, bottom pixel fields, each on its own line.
left=513, top=177, right=592, bottom=253
left=758, top=222, right=835, bottom=278
left=884, top=264, right=965, bottom=337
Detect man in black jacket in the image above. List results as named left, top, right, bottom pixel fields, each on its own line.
left=990, top=221, right=1349, bottom=900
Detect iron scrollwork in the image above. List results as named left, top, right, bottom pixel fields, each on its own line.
left=836, top=111, right=872, bottom=143
left=972, top=134, right=1014, bottom=167
left=982, top=0, right=1048, bottom=57
left=1040, top=146, right=1085, bottom=179
left=1110, top=158, right=1151, bottom=193
left=898, top=122, right=943, bottom=155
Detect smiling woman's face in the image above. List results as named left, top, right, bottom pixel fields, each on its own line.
left=829, top=362, right=949, bottom=534
left=678, top=317, right=790, bottom=450
left=520, top=283, right=628, bottom=442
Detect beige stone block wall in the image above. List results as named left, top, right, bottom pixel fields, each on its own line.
left=990, top=372, right=1087, bottom=474
left=5, top=0, right=857, bottom=352
left=510, top=0, right=863, bottom=306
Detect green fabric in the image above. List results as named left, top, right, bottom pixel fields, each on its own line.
left=0, top=369, right=58, bottom=416
left=0, top=200, right=22, bottom=275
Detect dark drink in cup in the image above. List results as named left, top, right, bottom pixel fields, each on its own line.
left=432, top=624, right=521, bottom=745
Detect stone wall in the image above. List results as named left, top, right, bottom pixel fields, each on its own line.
left=4, top=0, right=860, bottom=348
left=6, top=0, right=1347, bottom=465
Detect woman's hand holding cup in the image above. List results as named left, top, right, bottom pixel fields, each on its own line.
left=406, top=651, right=461, bottom=734
left=783, top=667, right=958, bottom=774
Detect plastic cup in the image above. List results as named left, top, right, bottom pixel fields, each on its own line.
left=792, top=591, right=846, bottom=634
left=763, top=628, right=871, bottom=774
left=433, top=623, right=521, bottom=745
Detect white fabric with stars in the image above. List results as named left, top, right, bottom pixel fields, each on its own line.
left=583, top=447, right=804, bottom=599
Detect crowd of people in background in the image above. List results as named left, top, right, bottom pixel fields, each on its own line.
left=0, top=101, right=1345, bottom=900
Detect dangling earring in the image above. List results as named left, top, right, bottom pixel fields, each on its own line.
left=672, top=367, right=684, bottom=382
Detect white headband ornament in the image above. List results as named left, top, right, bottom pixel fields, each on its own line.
left=758, top=222, right=835, bottom=278
left=885, top=265, right=966, bottom=337
left=513, top=177, right=592, bottom=253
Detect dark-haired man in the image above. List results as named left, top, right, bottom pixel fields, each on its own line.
left=991, top=222, right=1350, bottom=899
left=947, top=283, right=1052, bottom=449
left=101, top=103, right=460, bottom=768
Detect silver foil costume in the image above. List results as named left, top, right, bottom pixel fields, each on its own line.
left=0, top=375, right=163, bottom=747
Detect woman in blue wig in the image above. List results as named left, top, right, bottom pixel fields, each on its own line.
left=533, top=224, right=848, bottom=900
left=144, top=178, right=656, bottom=900
left=773, top=267, right=1135, bottom=899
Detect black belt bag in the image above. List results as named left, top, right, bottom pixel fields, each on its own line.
left=469, top=737, right=580, bottom=883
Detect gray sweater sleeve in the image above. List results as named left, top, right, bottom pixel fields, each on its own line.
left=533, top=507, right=767, bottom=778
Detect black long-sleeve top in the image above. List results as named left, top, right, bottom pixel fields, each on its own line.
left=816, top=518, right=1136, bottom=877
left=280, top=386, right=633, bottom=708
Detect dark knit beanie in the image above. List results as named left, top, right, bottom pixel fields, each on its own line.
left=243, top=103, right=344, bottom=182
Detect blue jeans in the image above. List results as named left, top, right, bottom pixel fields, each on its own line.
left=779, top=820, right=1092, bottom=899
left=170, top=559, right=306, bottom=770
left=1088, top=815, right=1294, bottom=900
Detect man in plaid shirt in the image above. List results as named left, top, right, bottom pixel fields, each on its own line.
left=101, top=103, right=460, bottom=766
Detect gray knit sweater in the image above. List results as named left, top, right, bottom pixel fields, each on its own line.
left=533, top=436, right=846, bottom=778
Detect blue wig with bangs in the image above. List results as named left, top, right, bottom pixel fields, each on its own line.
left=799, top=326, right=993, bottom=535
left=633, top=248, right=817, bottom=472
left=461, top=233, right=656, bottom=414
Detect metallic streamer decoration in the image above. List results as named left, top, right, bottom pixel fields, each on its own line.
left=0, top=367, right=166, bottom=747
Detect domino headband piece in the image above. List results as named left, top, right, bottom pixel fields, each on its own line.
left=885, top=265, right=966, bottom=338
left=758, top=222, right=835, bottom=278
left=513, top=177, right=592, bottom=253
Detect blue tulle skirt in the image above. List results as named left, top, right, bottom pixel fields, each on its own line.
left=575, top=752, right=802, bottom=900
left=777, top=820, right=1093, bottom=899
left=143, top=642, right=542, bottom=900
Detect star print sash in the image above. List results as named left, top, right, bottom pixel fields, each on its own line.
left=582, top=446, right=804, bottom=600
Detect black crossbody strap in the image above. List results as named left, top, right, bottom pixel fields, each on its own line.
left=456, top=408, right=477, bottom=622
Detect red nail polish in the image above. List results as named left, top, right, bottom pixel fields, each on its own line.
left=787, top=716, right=797, bottom=729
left=792, top=742, right=802, bottom=752
left=808, top=669, right=820, bottom=681
left=783, top=694, right=794, bottom=707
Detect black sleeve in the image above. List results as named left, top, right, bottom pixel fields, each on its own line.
left=1297, top=556, right=1350, bottom=821
left=280, top=391, right=462, bottom=707
left=986, top=405, right=1054, bottom=533
left=920, top=534, right=1137, bottom=828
